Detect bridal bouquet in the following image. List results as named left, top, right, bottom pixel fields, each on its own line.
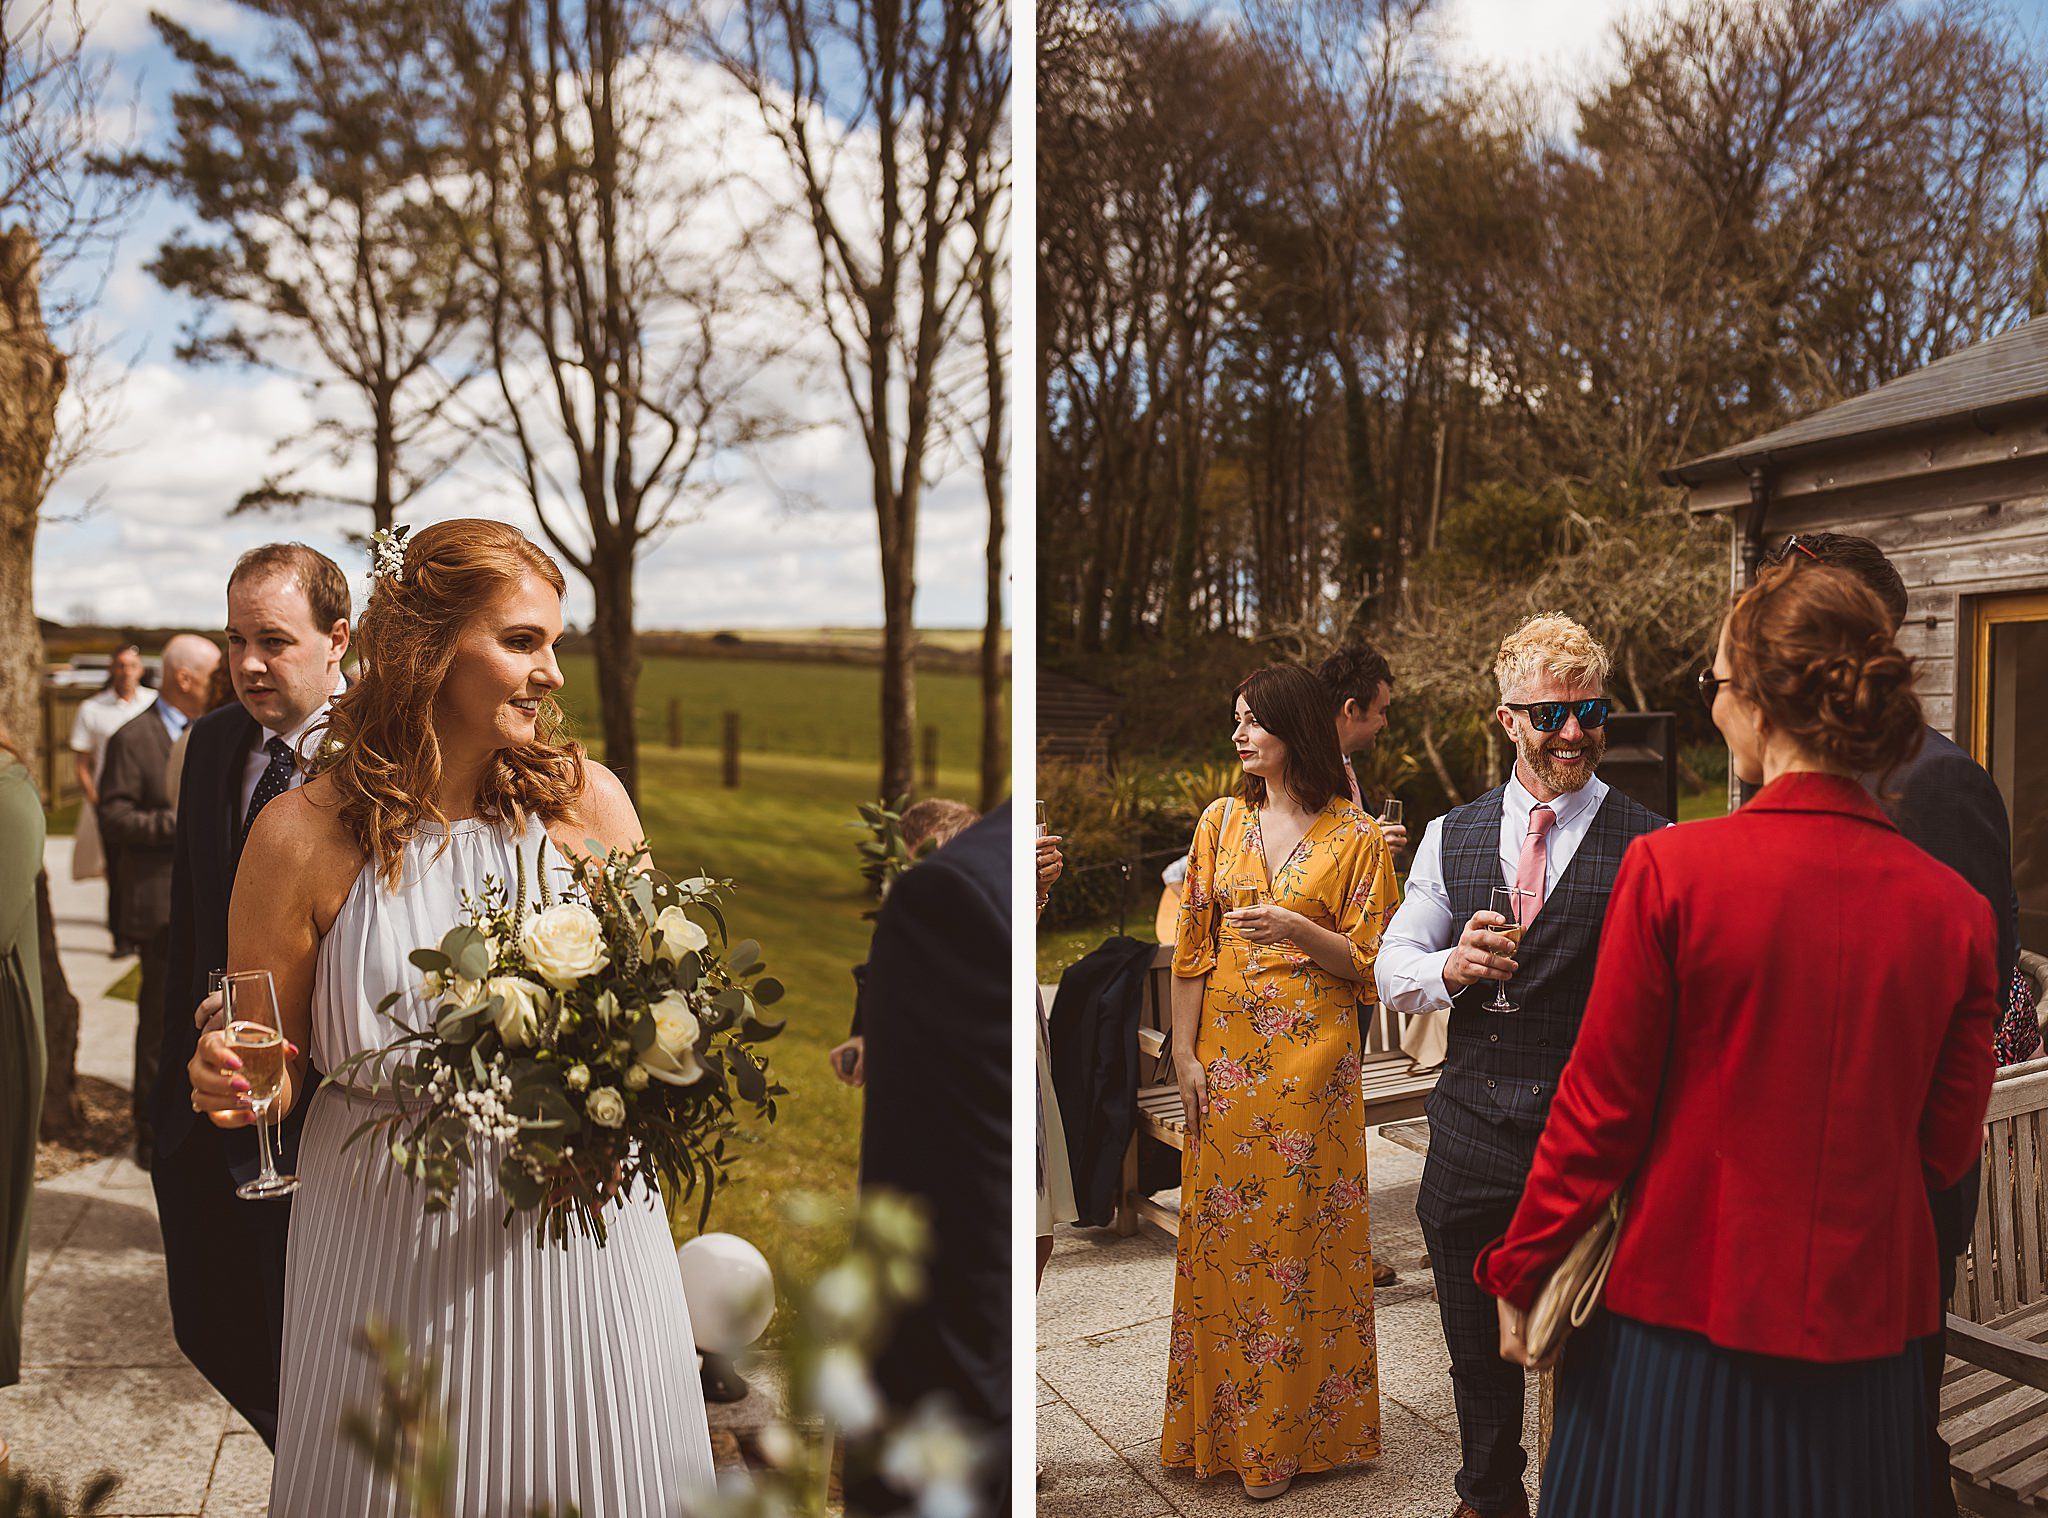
left=332, top=840, right=786, bottom=1246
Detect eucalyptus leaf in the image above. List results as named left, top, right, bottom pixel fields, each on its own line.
left=500, top=1154, right=548, bottom=1210
left=753, top=977, right=784, bottom=1006
left=739, top=1014, right=785, bottom=1042
left=712, top=988, right=747, bottom=1014
left=436, top=1006, right=482, bottom=1043
left=629, top=1009, right=659, bottom=1054
left=731, top=1050, right=766, bottom=1104
left=409, top=948, right=452, bottom=973
left=728, top=939, right=761, bottom=974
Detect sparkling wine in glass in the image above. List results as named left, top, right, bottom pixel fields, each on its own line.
left=225, top=970, right=299, bottom=1201
left=1225, top=882, right=1267, bottom=965
left=1483, top=886, right=1530, bottom=1013
left=1035, top=799, right=1049, bottom=838
left=1379, top=798, right=1403, bottom=827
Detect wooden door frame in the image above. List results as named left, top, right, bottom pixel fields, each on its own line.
left=1967, top=589, right=2048, bottom=766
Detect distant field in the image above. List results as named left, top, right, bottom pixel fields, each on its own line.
left=632, top=743, right=988, bottom=1321
left=555, top=653, right=1003, bottom=771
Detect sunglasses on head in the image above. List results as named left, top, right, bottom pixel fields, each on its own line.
left=1760, top=534, right=1822, bottom=568
left=1502, top=698, right=1610, bottom=732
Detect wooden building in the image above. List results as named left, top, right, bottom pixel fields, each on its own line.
left=1662, top=317, right=2048, bottom=962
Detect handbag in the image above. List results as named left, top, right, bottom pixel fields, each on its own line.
left=1524, top=1194, right=1625, bottom=1363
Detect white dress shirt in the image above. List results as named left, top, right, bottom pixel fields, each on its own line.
left=1373, top=771, right=1612, bottom=1016
left=239, top=678, right=345, bottom=827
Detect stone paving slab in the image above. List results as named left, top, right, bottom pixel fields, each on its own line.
left=1036, top=1130, right=1542, bottom=1516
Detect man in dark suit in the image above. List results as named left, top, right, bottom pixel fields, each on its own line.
left=152, top=544, right=349, bottom=1447
left=853, top=801, right=1010, bottom=1517
left=1375, top=616, right=1666, bottom=1518
left=99, top=633, right=220, bottom=1167
left=1799, top=531, right=2020, bottom=1517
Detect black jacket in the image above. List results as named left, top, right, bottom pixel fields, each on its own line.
left=1048, top=934, right=1170, bottom=1227
left=98, top=701, right=178, bottom=943
left=153, top=702, right=304, bottom=1170
left=857, top=802, right=1010, bottom=1514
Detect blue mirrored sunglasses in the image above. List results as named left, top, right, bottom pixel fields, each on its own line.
left=1502, top=698, right=1610, bottom=732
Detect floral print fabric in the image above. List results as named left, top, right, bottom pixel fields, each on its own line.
left=1160, top=794, right=1399, bottom=1483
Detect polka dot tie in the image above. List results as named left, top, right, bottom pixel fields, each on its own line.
left=241, top=736, right=296, bottom=849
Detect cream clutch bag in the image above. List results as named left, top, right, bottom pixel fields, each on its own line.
left=1524, top=1195, right=1624, bottom=1363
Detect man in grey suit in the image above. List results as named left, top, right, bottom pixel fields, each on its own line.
left=98, top=633, right=220, bottom=1168
left=1796, top=531, right=2019, bottom=1518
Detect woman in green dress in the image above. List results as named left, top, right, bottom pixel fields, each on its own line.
left=1, top=720, right=46, bottom=1393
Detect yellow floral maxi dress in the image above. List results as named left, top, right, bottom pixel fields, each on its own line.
left=1161, top=794, right=1399, bottom=1484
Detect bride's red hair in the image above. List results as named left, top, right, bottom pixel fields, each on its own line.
left=318, top=518, right=585, bottom=887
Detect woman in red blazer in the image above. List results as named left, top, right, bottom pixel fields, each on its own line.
left=1476, top=561, right=1999, bottom=1518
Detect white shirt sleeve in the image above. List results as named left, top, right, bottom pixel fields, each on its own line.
left=68, top=698, right=95, bottom=753
left=1373, top=815, right=1460, bottom=1015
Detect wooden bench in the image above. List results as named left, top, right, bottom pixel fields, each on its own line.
left=1113, top=943, right=1439, bottom=1237
left=1945, top=1058, right=2048, bottom=1514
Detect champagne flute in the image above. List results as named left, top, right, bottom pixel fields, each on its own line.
left=1379, top=798, right=1403, bottom=828
left=1225, top=882, right=1268, bottom=966
left=1035, top=800, right=1049, bottom=838
left=1483, top=885, right=1530, bottom=1013
left=225, top=970, right=299, bottom=1200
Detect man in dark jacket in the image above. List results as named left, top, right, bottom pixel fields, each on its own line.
left=1798, top=531, right=2020, bottom=1517
left=153, top=544, right=348, bottom=1447
left=855, top=802, right=1010, bottom=1516
left=98, top=633, right=219, bottom=1167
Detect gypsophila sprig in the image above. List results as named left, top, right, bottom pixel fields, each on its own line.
left=328, top=839, right=788, bottom=1247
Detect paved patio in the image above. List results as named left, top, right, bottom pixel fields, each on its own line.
left=1036, top=1131, right=1542, bottom=1518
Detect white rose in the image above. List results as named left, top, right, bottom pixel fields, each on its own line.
left=637, top=989, right=706, bottom=1086
left=642, top=905, right=710, bottom=964
left=623, top=1064, right=649, bottom=1091
left=419, top=969, right=447, bottom=1002
left=520, top=903, right=610, bottom=989
left=565, top=1063, right=590, bottom=1092
left=585, top=1086, right=626, bottom=1128
left=486, top=975, right=551, bottom=1048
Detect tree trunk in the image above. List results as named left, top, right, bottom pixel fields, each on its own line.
left=0, top=228, right=63, bottom=775
left=588, top=541, right=641, bottom=801
left=36, top=870, right=81, bottom=1134
left=977, top=254, right=1007, bottom=814
left=1337, top=351, right=1380, bottom=631
left=877, top=533, right=918, bottom=800
left=372, top=388, right=398, bottom=535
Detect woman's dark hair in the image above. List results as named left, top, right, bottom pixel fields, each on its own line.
left=1234, top=664, right=1349, bottom=812
left=1725, top=561, right=1923, bottom=782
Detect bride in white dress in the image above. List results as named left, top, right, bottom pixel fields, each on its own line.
left=189, top=519, right=715, bottom=1517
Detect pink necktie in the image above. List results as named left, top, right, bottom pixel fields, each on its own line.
left=1515, top=804, right=1555, bottom=925
left=1344, top=758, right=1362, bottom=809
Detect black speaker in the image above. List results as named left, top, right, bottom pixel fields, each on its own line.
left=1600, top=711, right=1679, bottom=824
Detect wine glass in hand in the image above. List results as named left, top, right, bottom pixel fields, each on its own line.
left=225, top=970, right=299, bottom=1200
left=1483, top=886, right=1530, bottom=1013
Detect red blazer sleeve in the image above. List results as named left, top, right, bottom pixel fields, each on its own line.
left=1921, top=897, right=1999, bottom=1189
left=1475, top=839, right=1677, bottom=1309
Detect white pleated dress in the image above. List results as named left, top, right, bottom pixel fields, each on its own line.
left=269, top=815, right=715, bottom=1518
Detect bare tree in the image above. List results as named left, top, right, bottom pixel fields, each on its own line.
left=0, top=0, right=138, bottom=1132
left=454, top=0, right=785, bottom=796
left=104, top=2, right=488, bottom=535
left=711, top=0, right=1003, bottom=800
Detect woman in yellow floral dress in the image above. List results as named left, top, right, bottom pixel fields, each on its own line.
left=1162, top=663, right=1400, bottom=1500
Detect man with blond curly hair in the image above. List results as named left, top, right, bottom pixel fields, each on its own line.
left=1374, top=614, right=1666, bottom=1518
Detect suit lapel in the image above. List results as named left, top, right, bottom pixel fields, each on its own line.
left=223, top=709, right=258, bottom=869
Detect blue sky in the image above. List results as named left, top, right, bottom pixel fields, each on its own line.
left=35, top=0, right=1005, bottom=634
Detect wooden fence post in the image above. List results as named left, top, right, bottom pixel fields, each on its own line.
left=40, top=684, right=56, bottom=802
left=667, top=696, right=682, bottom=750
left=722, top=712, right=741, bottom=789
left=920, top=725, right=939, bottom=792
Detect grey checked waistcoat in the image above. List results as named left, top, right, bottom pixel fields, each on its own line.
left=1431, top=783, right=1665, bottom=1131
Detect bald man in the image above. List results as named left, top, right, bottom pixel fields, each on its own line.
left=99, top=634, right=221, bottom=1167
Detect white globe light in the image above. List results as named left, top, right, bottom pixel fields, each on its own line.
left=677, top=1233, right=775, bottom=1355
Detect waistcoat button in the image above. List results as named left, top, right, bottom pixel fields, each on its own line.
left=1486, top=1079, right=1496, bottom=1090
left=1489, top=1033, right=1499, bottom=1043
left=1531, top=1085, right=1542, bottom=1095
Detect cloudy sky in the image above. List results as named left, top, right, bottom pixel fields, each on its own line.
left=35, top=0, right=1002, bottom=633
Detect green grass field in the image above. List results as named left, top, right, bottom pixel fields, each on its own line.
left=556, top=653, right=999, bottom=769
left=631, top=742, right=984, bottom=1320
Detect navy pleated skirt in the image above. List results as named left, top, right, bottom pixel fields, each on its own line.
left=1541, top=1313, right=1933, bottom=1518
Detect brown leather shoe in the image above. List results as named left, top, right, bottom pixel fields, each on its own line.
left=1373, top=1259, right=1398, bottom=1287
left=1448, top=1491, right=1530, bottom=1518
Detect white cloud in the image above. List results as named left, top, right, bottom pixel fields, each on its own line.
left=35, top=34, right=1005, bottom=636
left=1430, top=0, right=1636, bottom=86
